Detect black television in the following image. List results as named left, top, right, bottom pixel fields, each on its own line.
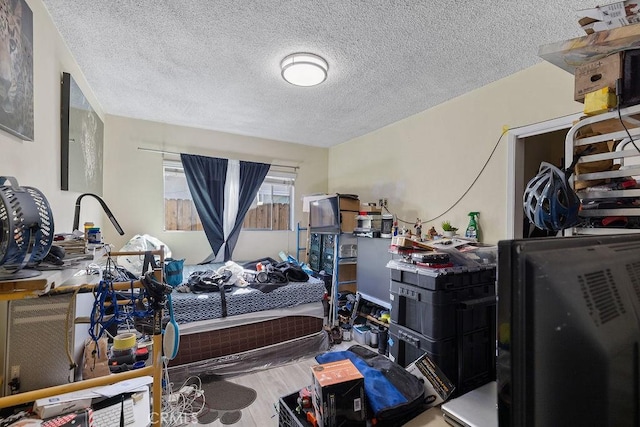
left=309, top=195, right=341, bottom=233
left=497, top=234, right=640, bottom=427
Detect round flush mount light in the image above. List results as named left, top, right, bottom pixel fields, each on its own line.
left=280, top=53, right=328, bottom=87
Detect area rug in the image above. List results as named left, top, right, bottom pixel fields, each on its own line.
left=198, top=375, right=257, bottom=425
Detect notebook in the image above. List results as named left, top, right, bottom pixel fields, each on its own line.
left=441, top=381, right=498, bottom=427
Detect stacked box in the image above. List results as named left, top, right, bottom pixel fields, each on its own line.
left=387, top=263, right=497, bottom=397
left=311, top=359, right=366, bottom=427
left=389, top=265, right=496, bottom=291
left=389, top=323, right=495, bottom=396
left=309, top=233, right=322, bottom=271
left=390, top=280, right=495, bottom=341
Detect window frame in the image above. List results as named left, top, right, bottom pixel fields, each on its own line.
left=162, top=160, right=295, bottom=232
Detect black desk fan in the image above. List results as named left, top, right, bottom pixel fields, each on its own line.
left=0, top=176, right=54, bottom=279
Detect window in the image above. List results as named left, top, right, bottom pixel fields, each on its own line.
left=243, top=171, right=295, bottom=231
left=163, top=160, right=295, bottom=231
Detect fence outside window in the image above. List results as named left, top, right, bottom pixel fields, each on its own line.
left=163, top=161, right=294, bottom=231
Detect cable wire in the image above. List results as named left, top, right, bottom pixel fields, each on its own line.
left=161, top=359, right=206, bottom=426
left=65, top=285, right=83, bottom=377
left=390, top=130, right=505, bottom=225
left=617, top=102, right=640, bottom=155
left=387, top=109, right=588, bottom=226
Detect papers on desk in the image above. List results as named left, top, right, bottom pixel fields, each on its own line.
left=34, top=375, right=153, bottom=419
left=93, top=376, right=153, bottom=397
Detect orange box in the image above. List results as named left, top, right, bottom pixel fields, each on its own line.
left=574, top=52, right=623, bottom=102
left=312, top=359, right=366, bottom=427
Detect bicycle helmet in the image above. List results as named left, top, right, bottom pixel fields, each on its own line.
left=523, top=162, right=580, bottom=232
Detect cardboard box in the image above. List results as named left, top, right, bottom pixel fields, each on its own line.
left=312, top=359, right=366, bottom=427
left=33, top=396, right=92, bottom=419
left=338, top=196, right=360, bottom=212
left=391, top=235, right=433, bottom=251
left=358, top=204, right=382, bottom=213
left=405, top=352, right=455, bottom=409
left=580, top=13, right=640, bottom=34
left=577, top=1, right=640, bottom=26
left=582, top=114, right=640, bottom=134
left=574, top=52, right=623, bottom=102
left=538, top=22, right=640, bottom=75
left=340, top=210, right=358, bottom=233
left=338, top=263, right=356, bottom=283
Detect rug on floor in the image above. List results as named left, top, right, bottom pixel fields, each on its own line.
left=198, top=375, right=257, bottom=425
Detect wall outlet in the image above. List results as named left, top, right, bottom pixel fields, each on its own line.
left=379, top=198, right=388, bottom=208
left=10, top=365, right=19, bottom=380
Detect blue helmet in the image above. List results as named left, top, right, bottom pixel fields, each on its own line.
left=523, top=162, right=580, bottom=232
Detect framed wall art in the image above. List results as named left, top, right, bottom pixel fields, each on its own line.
left=61, top=72, right=104, bottom=195
left=0, top=0, right=34, bottom=141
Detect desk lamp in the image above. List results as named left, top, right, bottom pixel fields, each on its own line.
left=72, top=193, right=125, bottom=236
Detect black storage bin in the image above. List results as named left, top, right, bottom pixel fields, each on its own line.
left=388, top=323, right=456, bottom=378
left=389, top=321, right=495, bottom=397
left=457, top=317, right=496, bottom=394
left=390, top=280, right=495, bottom=340
left=389, top=265, right=496, bottom=291
left=278, top=391, right=310, bottom=427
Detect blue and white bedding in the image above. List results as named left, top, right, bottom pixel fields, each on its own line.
left=170, top=264, right=326, bottom=324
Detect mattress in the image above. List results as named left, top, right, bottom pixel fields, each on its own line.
left=178, top=301, right=324, bottom=335
left=170, top=264, right=326, bottom=324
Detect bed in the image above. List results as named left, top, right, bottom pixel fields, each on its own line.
left=167, top=263, right=330, bottom=377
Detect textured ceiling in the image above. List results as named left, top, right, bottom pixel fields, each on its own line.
left=41, top=1, right=597, bottom=148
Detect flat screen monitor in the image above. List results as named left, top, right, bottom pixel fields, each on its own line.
left=497, top=234, right=640, bottom=427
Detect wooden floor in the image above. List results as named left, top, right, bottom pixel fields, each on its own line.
left=184, top=340, right=450, bottom=427
left=196, top=341, right=352, bottom=426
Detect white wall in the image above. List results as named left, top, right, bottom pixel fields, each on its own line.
left=0, top=0, right=104, bottom=235
left=103, top=115, right=329, bottom=264
left=328, top=61, right=583, bottom=244
left=0, top=0, right=107, bottom=394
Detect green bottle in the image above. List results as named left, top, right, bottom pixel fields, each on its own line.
left=466, top=212, right=480, bottom=242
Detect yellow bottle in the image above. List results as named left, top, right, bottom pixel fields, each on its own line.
left=83, top=222, right=94, bottom=241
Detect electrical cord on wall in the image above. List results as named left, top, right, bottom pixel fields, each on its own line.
left=386, top=110, right=589, bottom=227
left=388, top=129, right=506, bottom=225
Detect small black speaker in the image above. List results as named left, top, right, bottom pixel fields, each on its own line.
left=620, top=49, right=640, bottom=108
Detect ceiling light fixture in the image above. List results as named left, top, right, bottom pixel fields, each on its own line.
left=280, top=53, right=328, bottom=87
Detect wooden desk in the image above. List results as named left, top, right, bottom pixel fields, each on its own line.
left=0, top=249, right=165, bottom=426
left=0, top=257, right=99, bottom=301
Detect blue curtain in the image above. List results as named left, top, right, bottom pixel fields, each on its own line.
left=180, top=154, right=269, bottom=262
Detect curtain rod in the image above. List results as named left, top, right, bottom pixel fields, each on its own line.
left=137, top=147, right=299, bottom=170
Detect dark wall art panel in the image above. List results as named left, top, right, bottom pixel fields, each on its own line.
left=61, top=72, right=104, bottom=195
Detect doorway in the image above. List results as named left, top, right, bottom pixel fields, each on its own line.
left=506, top=113, right=583, bottom=239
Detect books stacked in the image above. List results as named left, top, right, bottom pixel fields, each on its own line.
left=54, top=237, right=87, bottom=256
